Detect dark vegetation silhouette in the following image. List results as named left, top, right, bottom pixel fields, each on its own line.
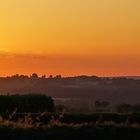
left=0, top=94, right=54, bottom=113
left=0, top=94, right=139, bottom=139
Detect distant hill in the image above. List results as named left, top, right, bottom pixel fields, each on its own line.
left=125, top=76, right=140, bottom=80
left=0, top=75, right=140, bottom=104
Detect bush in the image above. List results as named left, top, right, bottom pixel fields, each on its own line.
left=0, top=94, right=55, bottom=113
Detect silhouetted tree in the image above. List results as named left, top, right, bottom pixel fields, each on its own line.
left=55, top=75, right=62, bottom=79
left=49, top=75, right=53, bottom=78
left=31, top=73, right=38, bottom=79
left=116, top=104, right=133, bottom=113
left=41, top=75, right=46, bottom=79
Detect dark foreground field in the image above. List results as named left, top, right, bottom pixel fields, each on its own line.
left=0, top=123, right=140, bottom=140
left=0, top=94, right=140, bottom=140
left=0, top=113, right=140, bottom=140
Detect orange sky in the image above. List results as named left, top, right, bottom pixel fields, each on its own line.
left=0, top=0, right=140, bottom=76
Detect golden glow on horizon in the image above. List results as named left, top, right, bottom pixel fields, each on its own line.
left=0, top=0, right=140, bottom=76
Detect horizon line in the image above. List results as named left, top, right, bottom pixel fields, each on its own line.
left=0, top=74, right=140, bottom=78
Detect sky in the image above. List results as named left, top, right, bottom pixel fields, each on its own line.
left=0, top=0, right=140, bottom=76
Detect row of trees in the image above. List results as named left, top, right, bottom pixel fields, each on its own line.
left=4, top=73, right=62, bottom=79
left=55, top=101, right=140, bottom=114
left=94, top=101, right=140, bottom=113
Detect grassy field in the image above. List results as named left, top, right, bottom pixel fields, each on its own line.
left=0, top=113, right=140, bottom=140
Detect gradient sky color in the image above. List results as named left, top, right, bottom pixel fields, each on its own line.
left=0, top=0, right=140, bottom=76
